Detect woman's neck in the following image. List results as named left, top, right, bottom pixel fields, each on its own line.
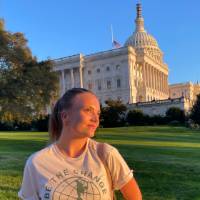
left=56, top=134, right=88, bottom=158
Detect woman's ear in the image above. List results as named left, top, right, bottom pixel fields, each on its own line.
left=61, top=111, right=69, bottom=122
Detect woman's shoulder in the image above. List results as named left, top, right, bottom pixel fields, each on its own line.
left=25, top=144, right=54, bottom=168
left=88, top=138, right=118, bottom=156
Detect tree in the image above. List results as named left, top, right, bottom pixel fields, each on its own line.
left=190, top=94, right=200, bottom=125
left=0, top=19, right=59, bottom=122
left=126, top=109, right=146, bottom=125
left=165, top=107, right=185, bottom=123
left=100, top=99, right=127, bottom=127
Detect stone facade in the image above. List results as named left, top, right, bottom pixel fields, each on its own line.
left=52, top=3, right=199, bottom=115
left=128, top=97, right=192, bottom=116
left=169, top=82, right=200, bottom=105
left=54, top=47, right=137, bottom=104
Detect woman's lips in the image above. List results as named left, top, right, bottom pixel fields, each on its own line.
left=88, top=125, right=97, bottom=129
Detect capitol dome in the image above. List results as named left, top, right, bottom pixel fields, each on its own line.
left=124, top=3, right=162, bottom=58
left=125, top=31, right=159, bottom=49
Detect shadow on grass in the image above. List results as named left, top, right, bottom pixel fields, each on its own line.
left=0, top=138, right=49, bottom=172
left=0, top=138, right=48, bottom=152
left=0, top=185, right=19, bottom=193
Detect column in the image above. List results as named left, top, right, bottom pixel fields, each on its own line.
left=156, top=70, right=160, bottom=91
left=153, top=67, right=156, bottom=90
left=163, top=74, right=166, bottom=94
left=165, top=75, right=168, bottom=94
left=166, top=75, right=169, bottom=95
left=151, top=66, right=154, bottom=89
left=79, top=67, right=83, bottom=87
left=150, top=65, right=153, bottom=89
left=159, top=71, right=161, bottom=93
left=156, top=69, right=158, bottom=91
left=148, top=64, right=151, bottom=88
left=161, top=73, right=164, bottom=93
left=142, top=63, right=146, bottom=86
left=163, top=74, right=165, bottom=93
left=145, top=63, right=149, bottom=87
left=145, top=63, right=148, bottom=87
left=70, top=68, right=74, bottom=88
left=61, top=70, right=65, bottom=95
left=159, top=72, right=162, bottom=93
left=157, top=71, right=160, bottom=92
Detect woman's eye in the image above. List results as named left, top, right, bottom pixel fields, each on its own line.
left=84, top=108, right=100, bottom=116
left=85, top=108, right=92, bottom=113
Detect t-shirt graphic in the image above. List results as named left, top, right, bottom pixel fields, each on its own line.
left=43, top=168, right=106, bottom=200
left=51, top=176, right=101, bottom=200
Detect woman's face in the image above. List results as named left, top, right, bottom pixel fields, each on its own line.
left=62, top=92, right=100, bottom=139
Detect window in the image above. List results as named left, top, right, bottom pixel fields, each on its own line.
left=106, top=66, right=110, bottom=71
left=97, top=68, right=100, bottom=73
left=116, top=65, right=120, bottom=70
left=97, top=80, right=101, bottom=90
left=88, top=82, right=92, bottom=90
left=107, top=80, right=111, bottom=89
left=117, top=96, right=122, bottom=101
left=88, top=70, right=92, bottom=75
left=117, top=79, right=121, bottom=88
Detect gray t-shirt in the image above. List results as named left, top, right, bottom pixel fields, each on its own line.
left=18, top=138, right=133, bottom=200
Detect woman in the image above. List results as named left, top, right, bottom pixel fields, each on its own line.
left=19, top=88, right=142, bottom=200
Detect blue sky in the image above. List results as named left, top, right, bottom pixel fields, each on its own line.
left=1, top=0, right=200, bottom=84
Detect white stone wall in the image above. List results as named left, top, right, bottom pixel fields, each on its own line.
left=83, top=47, right=133, bottom=104
left=53, top=46, right=169, bottom=105
left=53, top=47, right=138, bottom=105
left=169, top=82, right=194, bottom=101
left=127, top=97, right=191, bottom=116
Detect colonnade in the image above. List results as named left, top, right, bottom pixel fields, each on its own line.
left=142, top=63, right=168, bottom=94
left=59, top=67, right=83, bottom=95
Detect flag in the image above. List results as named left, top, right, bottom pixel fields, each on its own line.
left=112, top=40, right=121, bottom=48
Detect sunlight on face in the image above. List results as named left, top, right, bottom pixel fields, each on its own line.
left=65, top=92, right=100, bottom=139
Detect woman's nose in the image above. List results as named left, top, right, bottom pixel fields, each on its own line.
left=91, top=112, right=99, bottom=123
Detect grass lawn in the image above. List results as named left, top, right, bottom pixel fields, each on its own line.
left=0, top=126, right=200, bottom=200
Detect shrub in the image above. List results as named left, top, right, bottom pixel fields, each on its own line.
left=185, top=119, right=200, bottom=130
left=168, top=120, right=182, bottom=126
left=100, top=100, right=127, bottom=127
left=148, top=115, right=168, bottom=125
left=190, top=94, right=200, bottom=125
left=165, top=107, right=185, bottom=123
left=0, top=121, right=14, bottom=131
left=32, top=115, right=49, bottom=131
left=126, top=109, right=146, bottom=125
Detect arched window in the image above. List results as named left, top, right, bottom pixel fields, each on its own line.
left=116, top=65, right=120, bottom=70
left=117, top=79, right=121, bottom=88
left=107, top=80, right=111, bottom=89
left=96, top=79, right=101, bottom=90
left=88, top=83, right=92, bottom=90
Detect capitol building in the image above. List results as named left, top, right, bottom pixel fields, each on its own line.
left=53, top=3, right=200, bottom=116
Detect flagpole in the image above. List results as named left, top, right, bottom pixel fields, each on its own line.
left=111, top=24, right=114, bottom=48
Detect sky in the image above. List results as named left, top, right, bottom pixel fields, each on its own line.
left=1, top=0, right=200, bottom=84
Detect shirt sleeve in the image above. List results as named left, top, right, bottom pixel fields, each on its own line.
left=106, top=147, right=133, bottom=190
left=18, top=157, right=40, bottom=200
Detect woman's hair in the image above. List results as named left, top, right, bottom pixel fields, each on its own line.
left=49, top=88, right=94, bottom=142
